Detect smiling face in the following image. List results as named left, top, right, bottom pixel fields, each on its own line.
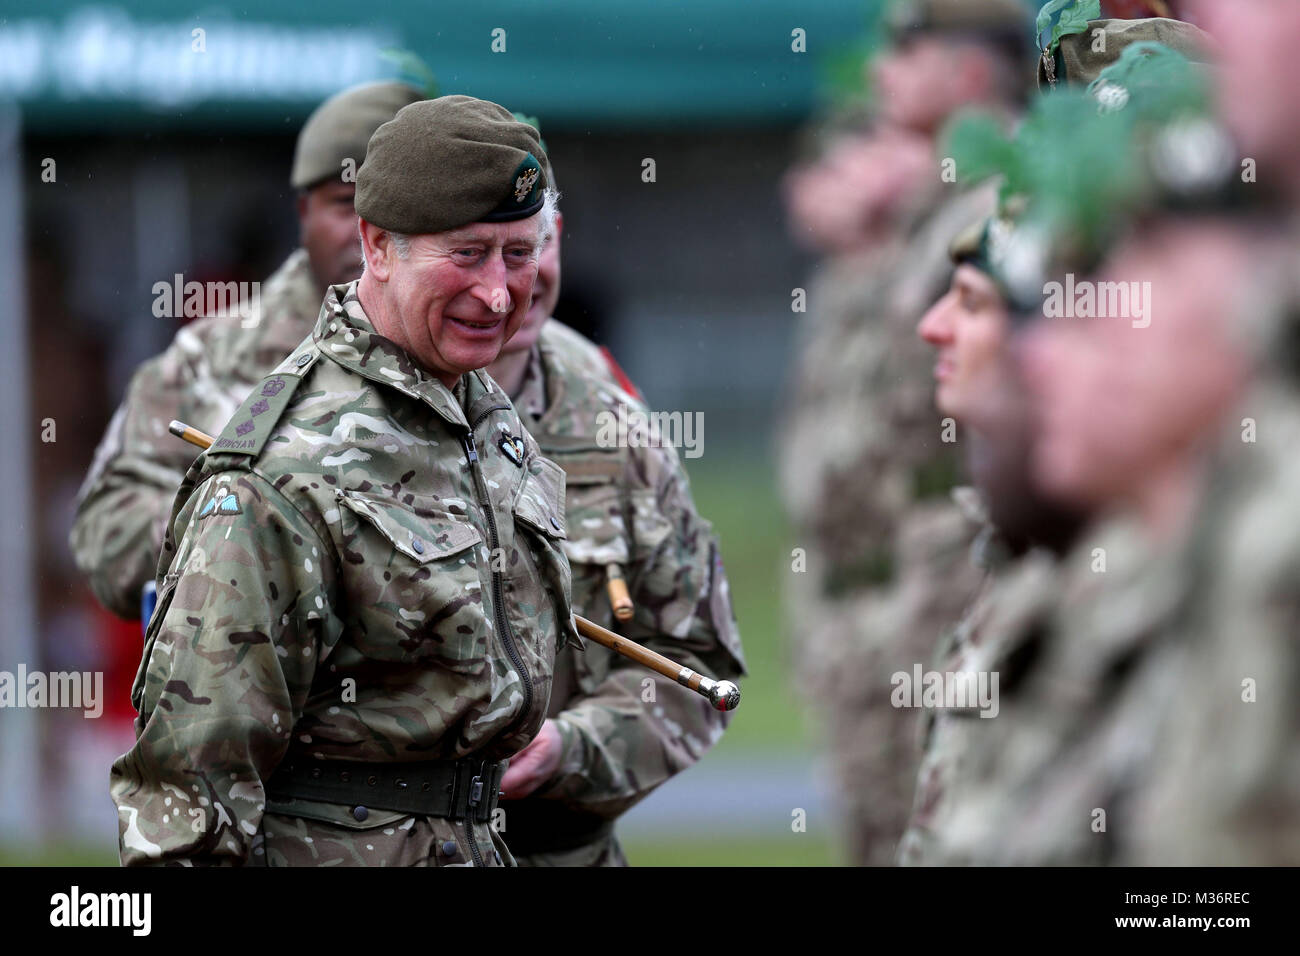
left=917, top=263, right=1012, bottom=426
left=357, top=216, right=544, bottom=387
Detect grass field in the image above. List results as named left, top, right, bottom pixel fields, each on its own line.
left=677, top=446, right=813, bottom=754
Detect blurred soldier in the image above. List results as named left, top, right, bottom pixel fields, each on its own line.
left=1188, top=0, right=1300, bottom=210
left=111, top=96, right=575, bottom=866
left=996, top=214, right=1261, bottom=863
left=482, top=166, right=746, bottom=866
left=899, top=215, right=1087, bottom=864
left=905, top=34, right=1277, bottom=863
left=777, top=0, right=1031, bottom=864
left=1125, top=0, right=1300, bottom=864
left=71, top=81, right=423, bottom=621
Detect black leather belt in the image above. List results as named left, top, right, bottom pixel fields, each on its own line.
left=500, top=797, right=616, bottom=856
left=265, top=756, right=507, bottom=825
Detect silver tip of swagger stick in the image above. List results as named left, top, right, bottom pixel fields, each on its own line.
left=704, top=679, right=741, bottom=712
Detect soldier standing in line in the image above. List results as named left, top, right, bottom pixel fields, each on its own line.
left=777, top=0, right=1031, bottom=865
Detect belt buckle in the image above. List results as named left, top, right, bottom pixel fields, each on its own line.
left=465, top=759, right=499, bottom=823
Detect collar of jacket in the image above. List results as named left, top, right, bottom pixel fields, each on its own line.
left=311, top=280, right=505, bottom=432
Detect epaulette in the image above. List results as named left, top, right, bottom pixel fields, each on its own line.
left=208, top=349, right=320, bottom=458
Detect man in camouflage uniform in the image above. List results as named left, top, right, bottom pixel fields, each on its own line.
left=483, top=172, right=746, bottom=866
left=777, top=0, right=1030, bottom=864
left=976, top=215, right=1265, bottom=865
left=1125, top=0, right=1300, bottom=864
left=900, top=208, right=1088, bottom=864
left=110, top=96, right=575, bottom=866
left=71, top=80, right=423, bottom=621
left=904, top=31, right=1286, bottom=862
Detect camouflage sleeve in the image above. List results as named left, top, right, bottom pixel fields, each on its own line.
left=535, top=444, right=747, bottom=818
left=109, top=470, right=341, bottom=865
left=69, top=345, right=206, bottom=619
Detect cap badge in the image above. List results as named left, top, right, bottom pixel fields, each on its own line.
left=514, top=167, right=540, bottom=203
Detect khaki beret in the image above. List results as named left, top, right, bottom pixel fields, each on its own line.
left=1039, top=17, right=1210, bottom=89
left=355, top=95, right=549, bottom=235
left=948, top=218, right=987, bottom=265
left=291, top=81, right=425, bottom=190
left=889, top=0, right=1030, bottom=39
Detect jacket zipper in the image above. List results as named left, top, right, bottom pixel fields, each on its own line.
left=460, top=419, right=531, bottom=868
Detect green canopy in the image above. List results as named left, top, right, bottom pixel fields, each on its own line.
left=0, top=0, right=874, bottom=132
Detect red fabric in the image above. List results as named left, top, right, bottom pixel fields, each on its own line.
left=93, top=602, right=144, bottom=723
left=598, top=345, right=644, bottom=402
left=1098, top=0, right=1184, bottom=19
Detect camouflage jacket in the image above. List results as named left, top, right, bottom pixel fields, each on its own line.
left=897, top=507, right=1063, bottom=866
left=1124, top=358, right=1300, bottom=864
left=110, top=282, right=577, bottom=866
left=508, top=321, right=746, bottom=843
left=904, top=234, right=1300, bottom=866
left=900, top=512, right=1192, bottom=865
left=71, top=248, right=320, bottom=619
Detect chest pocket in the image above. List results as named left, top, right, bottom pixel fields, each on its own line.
left=335, top=489, right=488, bottom=670
left=539, top=441, right=628, bottom=621
left=510, top=456, right=579, bottom=655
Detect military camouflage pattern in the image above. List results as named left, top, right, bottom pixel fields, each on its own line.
left=899, top=512, right=1191, bottom=864
left=778, top=182, right=996, bottom=864
left=71, top=249, right=321, bottom=619
left=110, top=282, right=577, bottom=866
left=898, top=515, right=1063, bottom=865
left=902, top=231, right=1300, bottom=866
left=502, top=321, right=746, bottom=867
left=1128, top=375, right=1300, bottom=864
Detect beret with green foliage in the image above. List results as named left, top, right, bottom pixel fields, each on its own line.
left=1037, top=6, right=1210, bottom=89
left=355, top=95, right=549, bottom=235
left=941, top=40, right=1236, bottom=315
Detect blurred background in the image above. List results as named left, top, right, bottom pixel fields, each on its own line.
left=0, top=0, right=896, bottom=865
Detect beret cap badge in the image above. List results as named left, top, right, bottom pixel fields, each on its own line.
left=514, top=167, right=540, bottom=203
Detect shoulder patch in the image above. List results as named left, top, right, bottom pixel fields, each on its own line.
left=209, top=351, right=319, bottom=457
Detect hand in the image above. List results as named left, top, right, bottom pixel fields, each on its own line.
left=500, top=719, right=563, bottom=799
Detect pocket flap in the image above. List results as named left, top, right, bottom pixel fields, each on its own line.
left=337, top=489, right=482, bottom=562
left=513, top=456, right=568, bottom=540
left=562, top=482, right=629, bottom=565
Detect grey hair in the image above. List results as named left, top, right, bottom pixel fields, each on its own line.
left=379, top=187, right=561, bottom=263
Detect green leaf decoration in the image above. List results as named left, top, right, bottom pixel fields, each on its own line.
left=1088, top=42, right=1211, bottom=121
left=378, top=47, right=439, bottom=99
left=941, top=112, right=1018, bottom=186
left=1036, top=0, right=1102, bottom=55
